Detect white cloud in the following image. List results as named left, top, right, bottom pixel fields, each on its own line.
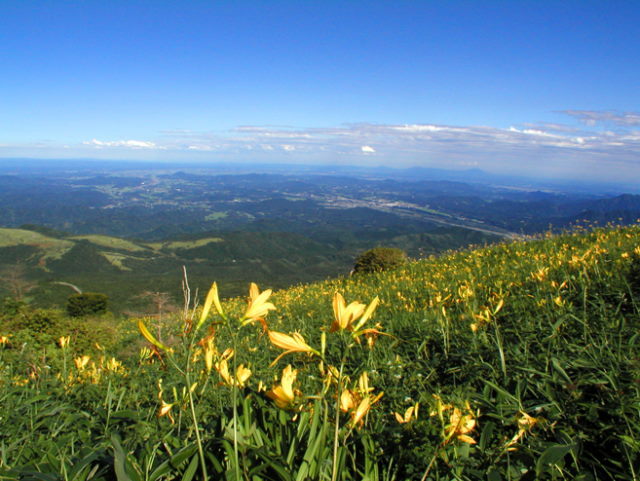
left=392, top=124, right=448, bottom=133
left=187, top=145, right=215, bottom=151
left=561, top=110, right=640, bottom=127
left=8, top=113, right=637, bottom=182
left=83, top=139, right=160, bottom=149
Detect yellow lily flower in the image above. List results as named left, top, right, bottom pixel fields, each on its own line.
left=242, top=283, right=276, bottom=326
left=330, top=293, right=381, bottom=337
left=340, top=389, right=357, bottom=412
left=158, top=401, right=175, bottom=424
left=58, top=336, right=70, bottom=348
left=0, top=335, right=9, bottom=346
left=74, top=355, right=91, bottom=370
left=197, top=282, right=224, bottom=329
left=357, top=372, right=373, bottom=394
left=338, top=373, right=383, bottom=428
left=351, top=392, right=384, bottom=428
left=137, top=319, right=173, bottom=352
left=268, top=331, right=317, bottom=366
left=235, top=364, right=252, bottom=387
left=202, top=338, right=217, bottom=374
left=446, top=403, right=477, bottom=444
left=266, top=365, right=298, bottom=408
left=505, top=411, right=542, bottom=450
left=331, top=292, right=365, bottom=331
left=394, top=403, right=419, bottom=424
left=215, top=356, right=251, bottom=388
left=352, top=297, right=380, bottom=332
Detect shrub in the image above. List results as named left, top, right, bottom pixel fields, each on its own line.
left=66, top=292, right=109, bottom=317
left=353, top=247, right=408, bottom=274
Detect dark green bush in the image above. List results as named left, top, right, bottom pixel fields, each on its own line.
left=353, top=247, right=408, bottom=274
left=0, top=296, right=26, bottom=316
left=15, top=307, right=64, bottom=334
left=66, top=292, right=109, bottom=317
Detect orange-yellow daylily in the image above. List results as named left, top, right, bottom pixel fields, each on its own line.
left=339, top=372, right=383, bottom=428
left=74, top=355, right=91, bottom=370
left=158, top=401, right=176, bottom=424
left=505, top=411, right=542, bottom=450
left=266, top=365, right=299, bottom=408
left=331, top=293, right=366, bottom=331
left=58, top=336, right=70, bottom=348
left=330, top=293, right=381, bottom=341
left=445, top=402, right=477, bottom=444
left=268, top=331, right=318, bottom=366
left=355, top=322, right=390, bottom=348
left=234, top=364, right=252, bottom=387
left=197, top=282, right=225, bottom=329
left=350, top=392, right=384, bottom=428
left=215, top=358, right=252, bottom=388
left=357, top=372, right=372, bottom=394
left=104, top=357, right=125, bottom=373
left=138, top=319, right=173, bottom=352
left=242, top=283, right=276, bottom=326
left=352, top=296, right=380, bottom=332
left=394, top=403, right=419, bottom=424
left=0, top=335, right=10, bottom=346
left=202, top=338, right=217, bottom=374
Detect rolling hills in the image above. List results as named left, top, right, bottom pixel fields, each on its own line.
left=0, top=225, right=499, bottom=311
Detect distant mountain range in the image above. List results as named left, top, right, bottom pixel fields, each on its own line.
left=0, top=160, right=638, bottom=311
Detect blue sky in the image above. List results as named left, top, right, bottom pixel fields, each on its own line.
left=1, top=1, right=639, bottom=181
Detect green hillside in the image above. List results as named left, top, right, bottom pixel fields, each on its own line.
left=0, top=225, right=499, bottom=312
left=1, top=224, right=639, bottom=479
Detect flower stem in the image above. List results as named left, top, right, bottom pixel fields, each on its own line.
left=331, top=362, right=345, bottom=481
left=186, top=368, right=208, bottom=481
left=232, top=334, right=241, bottom=481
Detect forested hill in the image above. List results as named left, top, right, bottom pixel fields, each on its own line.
left=0, top=225, right=497, bottom=311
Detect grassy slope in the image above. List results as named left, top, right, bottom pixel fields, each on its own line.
left=1, top=225, right=639, bottom=479
left=0, top=228, right=73, bottom=260
left=254, top=224, right=640, bottom=478
left=0, top=226, right=499, bottom=311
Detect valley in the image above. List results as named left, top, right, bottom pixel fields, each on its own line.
left=0, top=160, right=638, bottom=311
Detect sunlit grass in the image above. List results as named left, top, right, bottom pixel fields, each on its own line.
left=1, top=223, right=639, bottom=480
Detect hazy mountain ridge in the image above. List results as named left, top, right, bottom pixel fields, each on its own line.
left=1, top=164, right=639, bottom=311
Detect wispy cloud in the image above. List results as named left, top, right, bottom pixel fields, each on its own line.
left=149, top=115, right=639, bottom=180
left=3, top=110, right=639, bottom=182
left=560, top=110, right=640, bottom=127
left=83, top=139, right=161, bottom=149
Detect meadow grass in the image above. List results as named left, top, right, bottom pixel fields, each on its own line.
left=146, top=238, right=225, bottom=251
left=0, top=228, right=74, bottom=260
left=1, top=224, right=639, bottom=480
left=70, top=235, right=150, bottom=253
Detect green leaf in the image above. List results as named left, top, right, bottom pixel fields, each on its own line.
left=551, top=358, right=573, bottom=384
left=148, top=445, right=198, bottom=481
left=180, top=454, right=199, bottom=481
left=536, top=443, right=576, bottom=477
left=487, top=467, right=502, bottom=481
left=111, top=434, right=142, bottom=481
left=479, top=420, right=495, bottom=451
left=110, top=410, right=140, bottom=421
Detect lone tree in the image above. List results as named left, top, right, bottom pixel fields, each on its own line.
left=353, top=247, right=408, bottom=274
left=0, top=264, right=36, bottom=300
left=66, top=292, right=109, bottom=317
